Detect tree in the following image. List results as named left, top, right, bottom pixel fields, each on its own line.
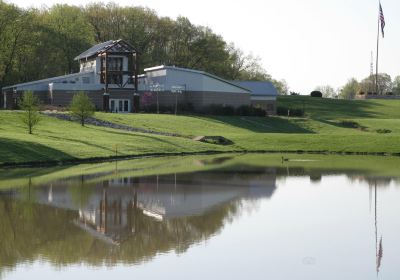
left=70, top=91, right=95, bottom=126
left=392, top=76, right=400, bottom=95
left=273, top=79, right=289, bottom=95
left=310, top=91, right=322, bottom=98
left=315, top=85, right=336, bottom=98
left=339, top=78, right=360, bottom=99
left=20, top=91, right=40, bottom=134
left=360, top=73, right=392, bottom=95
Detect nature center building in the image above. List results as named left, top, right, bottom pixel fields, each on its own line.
left=1, top=40, right=277, bottom=115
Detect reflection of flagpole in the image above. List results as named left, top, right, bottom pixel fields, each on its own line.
left=375, top=181, right=383, bottom=275
left=369, top=185, right=372, bottom=213
left=375, top=182, right=378, bottom=275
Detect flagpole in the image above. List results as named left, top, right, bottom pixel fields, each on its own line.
left=375, top=1, right=380, bottom=95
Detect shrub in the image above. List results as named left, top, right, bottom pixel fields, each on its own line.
left=70, top=91, right=95, bottom=126
left=376, top=129, right=392, bottom=134
left=235, top=105, right=266, bottom=116
left=201, top=104, right=235, bottom=116
left=20, top=91, right=41, bottom=134
left=310, top=91, right=323, bottom=97
left=178, top=102, right=194, bottom=113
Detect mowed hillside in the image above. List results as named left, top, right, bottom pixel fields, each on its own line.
left=95, top=96, right=400, bottom=153
left=0, top=96, right=399, bottom=165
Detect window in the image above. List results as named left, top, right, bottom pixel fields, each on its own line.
left=267, top=103, right=274, bottom=111
left=102, top=57, right=123, bottom=71
left=124, top=100, right=129, bottom=112
left=101, top=57, right=124, bottom=85
left=108, top=74, right=122, bottom=85
left=110, top=100, right=115, bottom=111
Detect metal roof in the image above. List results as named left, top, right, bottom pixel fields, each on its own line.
left=74, top=40, right=114, bottom=61
left=144, top=65, right=251, bottom=93
left=74, top=39, right=137, bottom=61
left=231, top=81, right=278, bottom=96
left=2, top=71, right=94, bottom=90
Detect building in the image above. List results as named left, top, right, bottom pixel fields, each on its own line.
left=2, top=39, right=139, bottom=112
left=231, top=81, right=278, bottom=115
left=1, top=40, right=278, bottom=114
left=139, top=65, right=251, bottom=111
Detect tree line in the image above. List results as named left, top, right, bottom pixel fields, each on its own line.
left=0, top=1, right=287, bottom=93
left=313, top=73, right=400, bottom=99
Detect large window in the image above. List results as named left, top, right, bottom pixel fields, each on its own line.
left=102, top=57, right=123, bottom=71
left=101, top=57, right=123, bottom=85
left=108, top=57, right=123, bottom=71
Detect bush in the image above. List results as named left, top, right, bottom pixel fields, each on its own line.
left=178, top=102, right=194, bottom=113
left=277, top=106, right=304, bottom=117
left=70, top=91, right=95, bottom=126
left=310, top=91, right=323, bottom=97
left=376, top=129, right=392, bottom=134
left=20, top=91, right=41, bottom=134
left=201, top=104, right=235, bottom=116
left=235, top=105, right=266, bottom=117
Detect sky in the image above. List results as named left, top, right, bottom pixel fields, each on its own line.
left=5, top=0, right=400, bottom=94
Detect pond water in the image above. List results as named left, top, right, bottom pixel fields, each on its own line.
left=0, top=154, right=399, bottom=280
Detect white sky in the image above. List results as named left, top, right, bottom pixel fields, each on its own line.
left=6, top=0, right=400, bottom=93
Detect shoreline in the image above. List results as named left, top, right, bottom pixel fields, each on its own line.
left=1, top=149, right=399, bottom=169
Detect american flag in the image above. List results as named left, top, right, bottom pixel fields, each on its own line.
left=379, top=3, right=385, bottom=38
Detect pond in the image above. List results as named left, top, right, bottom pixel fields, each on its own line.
left=0, top=154, right=399, bottom=280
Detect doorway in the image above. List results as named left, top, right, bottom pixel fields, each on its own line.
left=109, top=99, right=130, bottom=113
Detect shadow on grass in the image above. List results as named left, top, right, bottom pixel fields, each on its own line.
left=190, top=115, right=314, bottom=134
left=87, top=126, right=190, bottom=149
left=278, top=96, right=382, bottom=119
left=0, top=137, right=74, bottom=164
left=317, top=119, right=368, bottom=131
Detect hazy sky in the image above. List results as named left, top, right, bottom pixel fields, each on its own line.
left=6, top=0, right=400, bottom=93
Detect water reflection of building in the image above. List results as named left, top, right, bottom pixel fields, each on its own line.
left=9, top=170, right=277, bottom=245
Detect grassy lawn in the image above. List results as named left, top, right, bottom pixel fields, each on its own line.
left=1, top=96, right=399, bottom=165
left=94, top=96, right=400, bottom=154
left=0, top=111, right=227, bottom=164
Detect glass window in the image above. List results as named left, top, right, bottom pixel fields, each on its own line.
left=119, top=100, right=123, bottom=111
left=124, top=100, right=129, bottom=112
left=110, top=100, right=115, bottom=111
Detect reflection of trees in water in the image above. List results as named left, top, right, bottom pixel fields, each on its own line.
left=273, top=164, right=399, bottom=187
left=347, top=176, right=393, bottom=188
left=0, top=193, right=242, bottom=271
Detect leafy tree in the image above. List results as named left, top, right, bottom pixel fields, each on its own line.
left=392, top=76, right=400, bottom=96
left=274, top=79, right=289, bottom=95
left=339, top=78, right=360, bottom=99
left=70, top=91, right=95, bottom=126
left=310, top=91, right=322, bottom=98
left=20, top=91, right=40, bottom=134
left=360, top=73, right=392, bottom=95
left=315, top=85, right=336, bottom=98
left=0, top=2, right=284, bottom=91
left=44, top=4, right=95, bottom=74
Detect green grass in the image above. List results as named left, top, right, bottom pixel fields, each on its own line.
left=0, top=111, right=227, bottom=164
left=1, top=96, right=400, bottom=165
left=94, top=96, right=400, bottom=155
left=278, top=95, right=400, bottom=119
